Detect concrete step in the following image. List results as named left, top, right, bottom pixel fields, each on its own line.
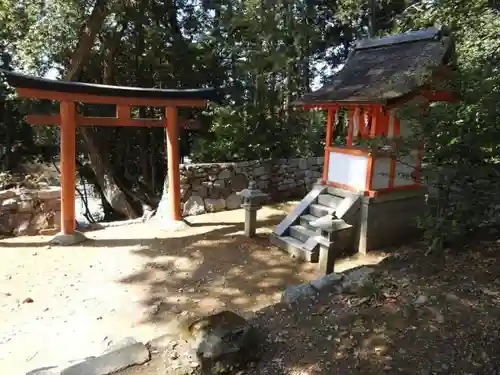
left=302, top=213, right=353, bottom=231
left=327, top=186, right=361, bottom=198
left=274, top=184, right=327, bottom=236
left=289, top=224, right=330, bottom=248
left=289, top=224, right=316, bottom=243
left=317, top=194, right=344, bottom=209
left=270, top=233, right=318, bottom=262
left=299, top=214, right=321, bottom=232
left=309, top=203, right=335, bottom=218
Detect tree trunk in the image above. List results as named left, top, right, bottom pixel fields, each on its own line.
left=64, top=0, right=111, bottom=81
left=64, top=0, right=140, bottom=219
left=153, top=0, right=189, bottom=222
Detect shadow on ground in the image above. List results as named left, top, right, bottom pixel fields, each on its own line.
left=114, top=214, right=320, bottom=323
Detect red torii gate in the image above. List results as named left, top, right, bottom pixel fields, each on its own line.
left=2, top=70, right=221, bottom=244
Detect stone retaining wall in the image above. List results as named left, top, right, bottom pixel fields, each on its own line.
left=0, top=187, right=61, bottom=237
left=177, top=157, right=324, bottom=216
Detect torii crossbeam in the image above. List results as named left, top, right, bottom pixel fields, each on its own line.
left=1, top=69, right=222, bottom=245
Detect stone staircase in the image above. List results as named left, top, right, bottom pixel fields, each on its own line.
left=270, top=184, right=361, bottom=274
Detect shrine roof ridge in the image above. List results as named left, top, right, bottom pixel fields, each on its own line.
left=0, top=69, right=223, bottom=102
left=354, top=27, right=447, bottom=50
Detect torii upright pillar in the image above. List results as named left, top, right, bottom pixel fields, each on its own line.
left=51, top=101, right=87, bottom=245
left=166, top=107, right=182, bottom=221
left=59, top=101, right=77, bottom=234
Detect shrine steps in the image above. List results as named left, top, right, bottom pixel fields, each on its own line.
left=270, top=184, right=361, bottom=274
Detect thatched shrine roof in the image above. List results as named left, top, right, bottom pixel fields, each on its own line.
left=294, top=27, right=455, bottom=106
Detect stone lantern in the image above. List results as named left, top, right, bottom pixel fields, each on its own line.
left=237, top=181, right=269, bottom=237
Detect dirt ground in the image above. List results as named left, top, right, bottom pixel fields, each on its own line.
left=0, top=204, right=385, bottom=375
left=120, top=228, right=500, bottom=375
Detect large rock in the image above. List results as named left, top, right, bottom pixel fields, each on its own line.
left=42, top=198, right=61, bottom=212
left=29, top=213, right=51, bottom=234
left=299, top=159, right=308, bottom=170
left=0, top=189, right=16, bottom=200
left=341, top=266, right=376, bottom=294
left=204, top=198, right=226, bottom=213
left=0, top=214, right=14, bottom=235
left=213, top=179, right=225, bottom=189
left=218, top=169, right=232, bottom=180
left=230, top=174, right=247, bottom=191
left=193, top=186, right=208, bottom=199
left=14, top=217, right=34, bottom=236
left=17, top=199, right=35, bottom=213
left=253, top=166, right=266, bottom=177
left=0, top=186, right=64, bottom=237
left=180, top=185, right=191, bottom=200
left=311, top=273, right=344, bottom=292
left=37, top=187, right=61, bottom=200
left=1, top=198, right=18, bottom=210
left=226, top=194, right=242, bottom=210
left=162, top=311, right=263, bottom=375
left=183, top=195, right=206, bottom=216
left=281, top=283, right=317, bottom=304
left=183, top=196, right=206, bottom=216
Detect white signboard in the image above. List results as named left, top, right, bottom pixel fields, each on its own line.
left=327, top=151, right=368, bottom=191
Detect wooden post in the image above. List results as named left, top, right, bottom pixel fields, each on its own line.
left=369, top=106, right=378, bottom=138
left=322, top=107, right=335, bottom=184
left=346, top=108, right=354, bottom=146
left=388, top=114, right=400, bottom=189
left=59, top=101, right=77, bottom=234
left=166, top=107, right=182, bottom=221
left=365, top=106, right=379, bottom=192
left=116, top=105, right=131, bottom=119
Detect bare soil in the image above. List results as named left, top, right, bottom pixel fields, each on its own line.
left=0, top=205, right=384, bottom=375
left=122, top=229, right=500, bottom=375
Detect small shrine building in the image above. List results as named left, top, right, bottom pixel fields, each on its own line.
left=272, top=27, right=456, bottom=274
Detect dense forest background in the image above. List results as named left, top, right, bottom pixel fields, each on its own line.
left=0, top=0, right=499, bottom=248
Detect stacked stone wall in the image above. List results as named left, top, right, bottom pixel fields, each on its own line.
left=0, top=187, right=61, bottom=237
left=179, top=157, right=324, bottom=216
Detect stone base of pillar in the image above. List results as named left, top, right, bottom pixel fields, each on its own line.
left=154, top=217, right=190, bottom=232
left=49, top=231, right=88, bottom=246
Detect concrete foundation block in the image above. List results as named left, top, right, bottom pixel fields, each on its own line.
left=60, top=343, right=150, bottom=375
left=26, top=341, right=150, bottom=375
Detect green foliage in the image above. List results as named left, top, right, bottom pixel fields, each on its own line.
left=395, top=0, right=500, bottom=250
left=0, top=48, right=38, bottom=171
